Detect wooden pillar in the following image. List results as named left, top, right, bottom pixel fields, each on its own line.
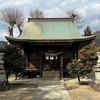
left=76, top=47, right=78, bottom=60
left=24, top=48, right=29, bottom=67
left=73, top=49, right=75, bottom=60
left=24, top=49, right=26, bottom=67
left=75, top=44, right=78, bottom=60
left=27, top=50, right=30, bottom=67
left=73, top=44, right=78, bottom=60
left=39, top=50, right=42, bottom=80
left=60, top=54, right=63, bottom=80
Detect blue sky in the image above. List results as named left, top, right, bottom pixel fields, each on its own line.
left=0, top=0, right=100, bottom=41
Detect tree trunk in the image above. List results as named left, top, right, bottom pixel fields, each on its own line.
left=78, top=74, right=81, bottom=85
left=8, top=24, right=14, bottom=37
left=17, top=25, right=22, bottom=37
left=15, top=72, right=17, bottom=80
left=10, top=27, right=13, bottom=37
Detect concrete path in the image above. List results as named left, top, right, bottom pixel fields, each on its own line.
left=32, top=82, right=73, bottom=100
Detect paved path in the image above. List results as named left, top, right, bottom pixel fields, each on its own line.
left=9, top=78, right=73, bottom=100
left=33, top=83, right=73, bottom=100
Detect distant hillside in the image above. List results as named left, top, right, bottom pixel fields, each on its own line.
left=0, top=41, right=7, bottom=48
left=92, top=31, right=100, bottom=46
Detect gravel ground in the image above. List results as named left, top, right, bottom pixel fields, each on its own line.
left=0, top=78, right=38, bottom=100
left=64, top=78, right=100, bottom=100
left=1, top=77, right=100, bottom=100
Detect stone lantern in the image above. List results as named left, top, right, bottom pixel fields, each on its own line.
left=0, top=53, right=6, bottom=86
left=90, top=52, right=100, bottom=90
left=93, top=52, right=100, bottom=84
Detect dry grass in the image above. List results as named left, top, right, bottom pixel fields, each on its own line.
left=65, top=81, right=100, bottom=100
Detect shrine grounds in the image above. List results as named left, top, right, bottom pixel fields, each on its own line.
left=0, top=77, right=100, bottom=100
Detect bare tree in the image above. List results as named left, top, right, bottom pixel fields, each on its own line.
left=29, top=9, right=44, bottom=18
left=0, top=7, right=25, bottom=37
left=66, top=10, right=84, bottom=29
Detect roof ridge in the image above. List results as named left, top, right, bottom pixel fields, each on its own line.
left=28, top=18, right=73, bottom=22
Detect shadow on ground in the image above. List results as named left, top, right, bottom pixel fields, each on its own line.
left=8, top=83, right=38, bottom=90
left=0, top=83, right=38, bottom=100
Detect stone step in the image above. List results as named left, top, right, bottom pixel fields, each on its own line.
left=43, top=75, right=60, bottom=79
left=43, top=77, right=60, bottom=80
left=43, top=76, right=60, bottom=79
left=43, top=73, right=60, bottom=75
left=42, top=71, right=60, bottom=80
left=43, top=73, right=60, bottom=76
left=43, top=71, right=60, bottom=74
left=43, top=72, right=60, bottom=76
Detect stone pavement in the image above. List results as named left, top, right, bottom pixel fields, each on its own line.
left=9, top=78, right=73, bottom=100
left=32, top=84, right=73, bottom=100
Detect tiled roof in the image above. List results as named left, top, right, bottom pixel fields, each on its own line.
left=18, top=18, right=83, bottom=40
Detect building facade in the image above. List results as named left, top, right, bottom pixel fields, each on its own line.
left=5, top=18, right=96, bottom=80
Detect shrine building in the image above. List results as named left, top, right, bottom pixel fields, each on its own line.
left=5, top=18, right=96, bottom=80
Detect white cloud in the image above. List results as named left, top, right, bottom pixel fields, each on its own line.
left=95, top=4, right=100, bottom=9
left=69, top=0, right=79, bottom=3
left=0, top=0, right=100, bottom=40
left=89, top=19, right=100, bottom=32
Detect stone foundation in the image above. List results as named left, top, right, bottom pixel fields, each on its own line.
left=0, top=86, right=8, bottom=91
left=90, top=82, right=100, bottom=91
